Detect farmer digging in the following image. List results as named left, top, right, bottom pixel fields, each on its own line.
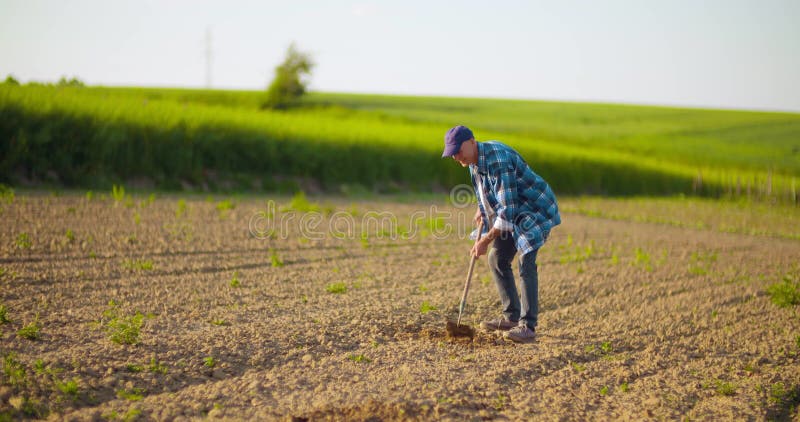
left=443, top=125, right=561, bottom=343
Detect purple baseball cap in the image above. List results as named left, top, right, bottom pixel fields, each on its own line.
left=441, top=125, right=474, bottom=158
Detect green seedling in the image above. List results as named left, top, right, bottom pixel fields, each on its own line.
left=766, top=274, right=800, bottom=307
left=103, top=301, right=145, bottom=345
left=420, top=301, right=437, bottom=314
left=280, top=191, right=319, bottom=213
left=269, top=249, right=284, bottom=267
left=17, top=318, right=41, bottom=340
left=203, top=356, right=216, bottom=368
left=65, top=229, right=75, bottom=242
left=571, top=362, right=586, bottom=372
left=122, top=259, right=154, bottom=272
left=326, top=282, right=347, bottom=294
left=715, top=380, right=736, bottom=396
left=125, top=364, right=143, bottom=373
left=620, top=382, right=629, bottom=392
left=492, top=393, right=507, bottom=410
left=112, top=185, right=126, bottom=202
left=3, top=352, right=27, bottom=386
left=211, top=319, right=228, bottom=326
left=133, top=212, right=141, bottom=225
left=148, top=357, right=167, bottom=374
left=33, top=359, right=46, bottom=375
left=229, top=271, right=241, bottom=287
left=175, top=199, right=187, bottom=218
left=633, top=247, right=652, bottom=271
left=216, top=199, right=235, bottom=218
left=116, top=387, right=145, bottom=401
left=16, top=233, right=32, bottom=249
left=85, top=190, right=93, bottom=201
left=599, top=385, right=609, bottom=396
left=347, top=354, right=370, bottom=363
left=54, top=377, right=81, bottom=400
left=0, top=304, right=10, bottom=324
left=0, top=184, right=15, bottom=204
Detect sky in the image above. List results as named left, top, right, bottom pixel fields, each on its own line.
left=1, top=0, right=799, bottom=111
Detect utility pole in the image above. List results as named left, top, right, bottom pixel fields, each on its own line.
left=205, top=27, right=213, bottom=88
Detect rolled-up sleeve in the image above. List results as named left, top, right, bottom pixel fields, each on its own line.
left=492, top=164, right=517, bottom=232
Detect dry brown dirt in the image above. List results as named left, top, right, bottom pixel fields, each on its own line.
left=1, top=193, right=799, bottom=421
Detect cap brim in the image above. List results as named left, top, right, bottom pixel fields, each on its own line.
left=441, top=143, right=460, bottom=158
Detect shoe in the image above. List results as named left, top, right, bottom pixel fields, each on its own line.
left=503, top=325, right=536, bottom=343
left=480, top=318, right=518, bottom=332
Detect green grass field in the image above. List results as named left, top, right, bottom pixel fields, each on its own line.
left=1, top=84, right=798, bottom=200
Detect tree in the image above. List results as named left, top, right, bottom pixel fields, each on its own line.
left=57, top=76, right=85, bottom=87
left=262, top=43, right=314, bottom=109
left=3, top=75, right=20, bottom=85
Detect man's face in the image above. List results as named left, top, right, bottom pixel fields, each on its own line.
left=452, top=139, right=476, bottom=167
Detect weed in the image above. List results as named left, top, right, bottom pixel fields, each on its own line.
left=116, top=387, right=145, bottom=401
left=54, top=377, right=81, bottom=400
left=480, top=275, right=491, bottom=286
left=65, top=229, right=75, bottom=242
left=17, top=318, right=41, bottom=340
left=347, top=354, right=371, bottom=363
left=420, top=301, right=437, bottom=314
left=229, top=271, right=241, bottom=288
left=571, top=362, right=586, bottom=372
left=610, top=252, right=619, bottom=265
left=417, top=284, right=429, bottom=293
left=85, top=190, right=93, bottom=201
left=633, top=248, right=652, bottom=272
left=175, top=199, right=187, bottom=218
left=2, top=352, right=27, bottom=386
left=0, top=304, right=9, bottom=324
left=125, top=364, right=143, bottom=373
left=326, top=282, right=347, bottom=294
left=210, top=319, right=228, bottom=326
left=600, top=385, right=609, bottom=396
left=216, top=199, right=235, bottom=218
left=148, top=357, right=167, bottom=374
left=360, top=231, right=369, bottom=249
left=15, top=233, right=32, bottom=250
left=269, top=248, right=284, bottom=267
left=600, top=341, right=613, bottom=354
left=300, top=294, right=308, bottom=304
left=103, top=301, right=145, bottom=345
left=203, top=356, right=216, bottom=368
left=122, top=407, right=142, bottom=422
left=33, top=359, right=45, bottom=375
left=715, top=380, right=736, bottom=396
left=133, top=212, right=141, bottom=225
left=0, top=184, right=15, bottom=204
left=281, top=191, right=319, bottom=213
left=121, top=259, right=154, bottom=272
left=18, top=397, right=48, bottom=419
left=766, top=274, right=800, bottom=307
left=492, top=393, right=508, bottom=410
left=620, top=382, right=629, bottom=392
left=112, top=185, right=126, bottom=202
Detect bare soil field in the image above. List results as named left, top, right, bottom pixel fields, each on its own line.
left=1, top=193, right=799, bottom=421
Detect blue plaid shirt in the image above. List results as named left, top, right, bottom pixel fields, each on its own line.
left=470, top=141, right=561, bottom=255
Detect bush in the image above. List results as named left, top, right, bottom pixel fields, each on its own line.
left=262, top=43, right=314, bottom=109
left=766, top=275, right=800, bottom=308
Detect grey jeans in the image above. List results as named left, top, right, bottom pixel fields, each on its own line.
left=487, top=233, right=539, bottom=329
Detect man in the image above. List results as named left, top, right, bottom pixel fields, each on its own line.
left=442, top=125, right=561, bottom=343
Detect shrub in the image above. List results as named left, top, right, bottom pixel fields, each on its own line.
left=766, top=275, right=800, bottom=308
left=262, top=43, right=314, bottom=109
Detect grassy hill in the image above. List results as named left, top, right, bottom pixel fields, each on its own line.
left=1, top=84, right=798, bottom=201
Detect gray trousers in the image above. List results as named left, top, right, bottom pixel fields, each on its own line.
left=487, top=233, right=539, bottom=329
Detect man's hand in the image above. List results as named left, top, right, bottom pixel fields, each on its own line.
left=471, top=237, right=490, bottom=258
